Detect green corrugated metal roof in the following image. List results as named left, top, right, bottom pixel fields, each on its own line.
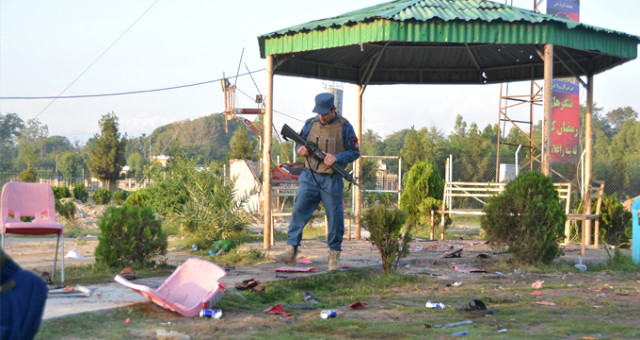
left=257, top=0, right=639, bottom=84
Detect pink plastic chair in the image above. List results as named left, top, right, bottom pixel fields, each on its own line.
left=1, top=182, right=65, bottom=282
left=115, top=258, right=227, bottom=317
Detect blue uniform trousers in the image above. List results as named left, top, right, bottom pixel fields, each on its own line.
left=287, top=169, right=345, bottom=251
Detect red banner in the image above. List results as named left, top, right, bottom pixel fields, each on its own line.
left=548, top=0, right=580, bottom=163
left=547, top=0, right=579, bottom=21
left=550, top=79, right=580, bottom=163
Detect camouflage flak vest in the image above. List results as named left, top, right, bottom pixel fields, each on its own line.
left=305, top=116, right=346, bottom=175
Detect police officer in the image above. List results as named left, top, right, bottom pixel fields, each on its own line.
left=273, top=92, right=360, bottom=271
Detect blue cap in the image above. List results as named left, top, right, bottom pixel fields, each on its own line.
left=312, top=93, right=335, bottom=115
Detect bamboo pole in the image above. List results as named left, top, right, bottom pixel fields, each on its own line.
left=585, top=74, right=594, bottom=248
left=542, top=44, right=553, bottom=176
left=262, top=55, right=274, bottom=250
left=355, top=85, right=363, bottom=240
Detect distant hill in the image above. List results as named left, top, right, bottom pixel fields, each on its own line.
left=146, top=112, right=243, bottom=162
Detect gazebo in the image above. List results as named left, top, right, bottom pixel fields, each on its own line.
left=256, top=0, right=640, bottom=249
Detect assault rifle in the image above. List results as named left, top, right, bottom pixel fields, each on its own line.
left=280, top=124, right=367, bottom=193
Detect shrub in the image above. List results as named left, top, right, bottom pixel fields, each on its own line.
left=18, top=167, right=37, bottom=182
left=599, top=194, right=632, bottom=247
left=94, top=205, right=167, bottom=268
left=93, top=188, right=112, bottom=205
left=180, top=170, right=251, bottom=250
left=124, top=190, right=151, bottom=207
left=362, top=204, right=411, bottom=274
left=52, top=186, right=71, bottom=200
left=73, top=183, right=89, bottom=203
left=481, top=171, right=566, bottom=265
left=55, top=199, right=76, bottom=221
left=113, top=190, right=128, bottom=205
left=142, top=153, right=250, bottom=249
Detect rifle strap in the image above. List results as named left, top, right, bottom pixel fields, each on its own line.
left=305, top=158, right=342, bottom=198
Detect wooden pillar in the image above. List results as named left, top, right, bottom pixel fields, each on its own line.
left=585, top=74, right=594, bottom=247
left=354, top=85, right=364, bottom=240
left=542, top=44, right=553, bottom=176
left=262, top=55, right=274, bottom=250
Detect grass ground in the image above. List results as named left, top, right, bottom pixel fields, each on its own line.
left=33, top=220, right=640, bottom=339
left=37, top=263, right=640, bottom=339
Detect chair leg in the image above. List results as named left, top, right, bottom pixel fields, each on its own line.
left=61, top=233, right=65, bottom=283
left=1, top=233, right=4, bottom=249
left=53, top=234, right=59, bottom=283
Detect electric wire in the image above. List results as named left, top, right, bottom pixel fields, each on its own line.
left=1, top=70, right=265, bottom=100
left=33, top=0, right=161, bottom=119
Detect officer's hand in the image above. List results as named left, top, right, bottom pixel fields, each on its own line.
left=324, top=152, right=336, bottom=166
left=298, top=145, right=309, bottom=157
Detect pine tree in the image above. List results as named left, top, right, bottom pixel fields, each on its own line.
left=228, top=126, right=255, bottom=160
left=88, top=112, right=127, bottom=192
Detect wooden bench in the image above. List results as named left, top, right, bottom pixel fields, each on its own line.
left=566, top=179, right=605, bottom=254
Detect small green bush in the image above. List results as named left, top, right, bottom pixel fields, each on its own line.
left=52, top=186, right=72, bottom=200
left=113, top=190, right=128, bottom=205
left=481, top=171, right=566, bottom=265
left=599, top=194, right=632, bottom=247
left=73, top=183, right=89, bottom=203
left=362, top=204, right=411, bottom=274
left=55, top=199, right=76, bottom=221
left=94, top=205, right=168, bottom=268
left=93, top=188, right=112, bottom=205
left=123, top=190, right=151, bottom=207
left=19, top=167, right=37, bottom=182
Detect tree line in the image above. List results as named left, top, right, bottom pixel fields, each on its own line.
left=1, top=104, right=638, bottom=200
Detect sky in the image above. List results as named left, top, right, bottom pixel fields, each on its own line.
left=1, top=0, right=639, bottom=146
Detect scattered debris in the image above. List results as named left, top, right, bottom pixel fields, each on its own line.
left=498, top=329, right=508, bottom=333
left=426, top=301, right=446, bottom=309
left=452, top=264, right=486, bottom=273
left=575, top=256, right=587, bottom=271
left=477, top=253, right=492, bottom=258
left=297, top=258, right=312, bottom=264
left=451, top=330, right=469, bottom=336
left=41, top=272, right=53, bottom=285
left=433, top=320, right=473, bottom=328
left=456, top=299, right=493, bottom=315
left=531, top=291, right=542, bottom=296
left=119, top=267, right=136, bottom=280
left=275, top=266, right=317, bottom=273
left=531, top=280, right=544, bottom=289
left=442, top=248, right=463, bottom=258
left=349, top=301, right=369, bottom=309
left=282, top=303, right=317, bottom=310
left=65, top=249, right=84, bottom=259
left=303, top=292, right=318, bottom=304
left=235, top=278, right=265, bottom=291
left=533, top=301, right=557, bottom=306
left=264, top=303, right=292, bottom=317
left=48, top=285, right=93, bottom=298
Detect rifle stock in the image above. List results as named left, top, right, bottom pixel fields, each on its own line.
left=280, top=124, right=366, bottom=193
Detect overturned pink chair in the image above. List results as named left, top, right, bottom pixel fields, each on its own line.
left=115, top=258, right=227, bottom=317
left=1, top=182, right=65, bottom=282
